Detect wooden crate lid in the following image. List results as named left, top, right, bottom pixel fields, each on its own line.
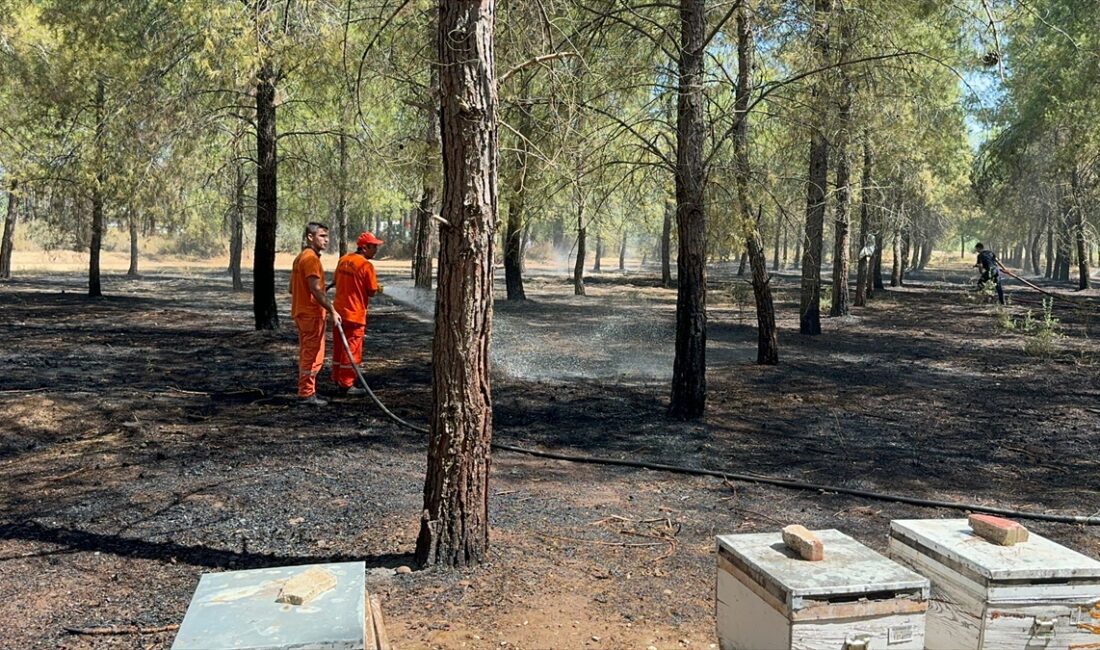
left=890, top=519, right=1100, bottom=583
left=717, top=530, right=929, bottom=609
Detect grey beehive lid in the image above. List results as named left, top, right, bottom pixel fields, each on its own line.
left=717, top=529, right=929, bottom=610
left=172, top=561, right=366, bottom=650
left=891, top=519, right=1100, bottom=584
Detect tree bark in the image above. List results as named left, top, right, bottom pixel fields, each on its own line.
left=669, top=0, right=708, bottom=418
left=414, top=68, right=440, bottom=290
left=592, top=233, right=602, bottom=272
left=573, top=198, right=586, bottom=296
left=619, top=228, right=627, bottom=271
left=230, top=154, right=245, bottom=290
left=89, top=78, right=106, bottom=298
left=1072, top=167, right=1090, bottom=289
left=799, top=0, right=832, bottom=335
left=416, top=0, right=498, bottom=570
left=891, top=228, right=901, bottom=287
left=1045, top=211, right=1054, bottom=278
left=829, top=3, right=853, bottom=318
left=503, top=137, right=528, bottom=300
left=127, top=211, right=139, bottom=276
left=0, top=180, right=18, bottom=280
left=253, top=58, right=279, bottom=329
left=771, top=217, right=781, bottom=272
left=1055, top=190, right=1071, bottom=282
left=733, top=3, right=777, bottom=364
left=337, top=131, right=349, bottom=258
left=854, top=135, right=872, bottom=306
left=661, top=199, right=673, bottom=288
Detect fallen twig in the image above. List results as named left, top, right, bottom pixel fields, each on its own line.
left=535, top=532, right=664, bottom=549
left=65, top=624, right=179, bottom=636
left=167, top=386, right=209, bottom=396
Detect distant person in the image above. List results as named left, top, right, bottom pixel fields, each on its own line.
left=290, top=222, right=341, bottom=406
left=974, top=242, right=1005, bottom=305
left=331, top=232, right=384, bottom=395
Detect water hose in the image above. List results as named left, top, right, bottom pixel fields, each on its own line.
left=998, top=264, right=1093, bottom=307
left=336, top=312, right=1100, bottom=526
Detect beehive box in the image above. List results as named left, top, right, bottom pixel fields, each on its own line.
left=717, top=530, right=929, bottom=650
left=171, top=561, right=389, bottom=650
left=889, top=518, right=1100, bottom=649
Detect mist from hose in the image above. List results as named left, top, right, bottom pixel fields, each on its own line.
left=381, top=278, right=687, bottom=382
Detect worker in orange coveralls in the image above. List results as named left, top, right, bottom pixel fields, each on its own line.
left=290, top=222, right=341, bottom=406
left=331, top=232, right=384, bottom=395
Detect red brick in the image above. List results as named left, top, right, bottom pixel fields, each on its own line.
left=782, top=525, right=825, bottom=561
left=969, top=514, right=1029, bottom=546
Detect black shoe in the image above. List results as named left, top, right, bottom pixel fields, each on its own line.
left=299, top=394, right=328, bottom=407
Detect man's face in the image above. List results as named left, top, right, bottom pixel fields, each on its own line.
left=362, top=243, right=380, bottom=259
left=307, top=228, right=329, bottom=252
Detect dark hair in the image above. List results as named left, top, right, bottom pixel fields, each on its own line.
left=302, top=222, right=329, bottom=248
left=975, top=242, right=984, bottom=250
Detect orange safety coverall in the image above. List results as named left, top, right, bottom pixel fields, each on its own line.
left=331, top=252, right=379, bottom=389
left=290, top=248, right=328, bottom=397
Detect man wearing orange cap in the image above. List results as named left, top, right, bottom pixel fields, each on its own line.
left=290, top=222, right=341, bottom=406
left=331, top=232, right=384, bottom=395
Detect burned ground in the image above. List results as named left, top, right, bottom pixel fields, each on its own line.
left=1, top=266, right=1098, bottom=649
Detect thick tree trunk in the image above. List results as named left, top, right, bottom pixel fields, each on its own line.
left=669, top=0, right=708, bottom=418
left=414, top=69, right=440, bottom=290
left=661, top=199, right=673, bottom=287
left=253, top=59, right=279, bottom=329
left=0, top=180, right=18, bottom=280
left=416, top=0, right=498, bottom=570
left=89, top=78, right=106, bottom=298
left=854, top=136, right=872, bottom=306
left=230, top=157, right=245, bottom=290
left=799, top=0, right=832, bottom=335
left=127, top=211, right=139, bottom=276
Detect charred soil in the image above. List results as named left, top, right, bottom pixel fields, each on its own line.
left=1, top=266, right=1098, bottom=649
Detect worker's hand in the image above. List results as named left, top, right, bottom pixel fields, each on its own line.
left=376, top=284, right=384, bottom=295
left=330, top=309, right=342, bottom=327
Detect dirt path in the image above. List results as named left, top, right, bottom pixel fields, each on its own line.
left=1, top=265, right=1098, bottom=649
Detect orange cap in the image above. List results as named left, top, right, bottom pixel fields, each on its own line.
left=357, top=232, right=383, bottom=248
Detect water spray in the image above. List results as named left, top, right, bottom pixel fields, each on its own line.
left=341, top=286, right=1100, bottom=526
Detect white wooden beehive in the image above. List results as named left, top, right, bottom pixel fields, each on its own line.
left=889, top=518, right=1100, bottom=650
left=716, top=529, right=930, bottom=650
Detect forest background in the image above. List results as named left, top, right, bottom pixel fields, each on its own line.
left=0, top=0, right=1095, bottom=307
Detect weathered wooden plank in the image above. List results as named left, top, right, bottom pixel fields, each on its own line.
left=982, top=601, right=1100, bottom=649
left=717, top=563, right=794, bottom=650
left=789, top=612, right=926, bottom=650
left=369, top=594, right=391, bottom=650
